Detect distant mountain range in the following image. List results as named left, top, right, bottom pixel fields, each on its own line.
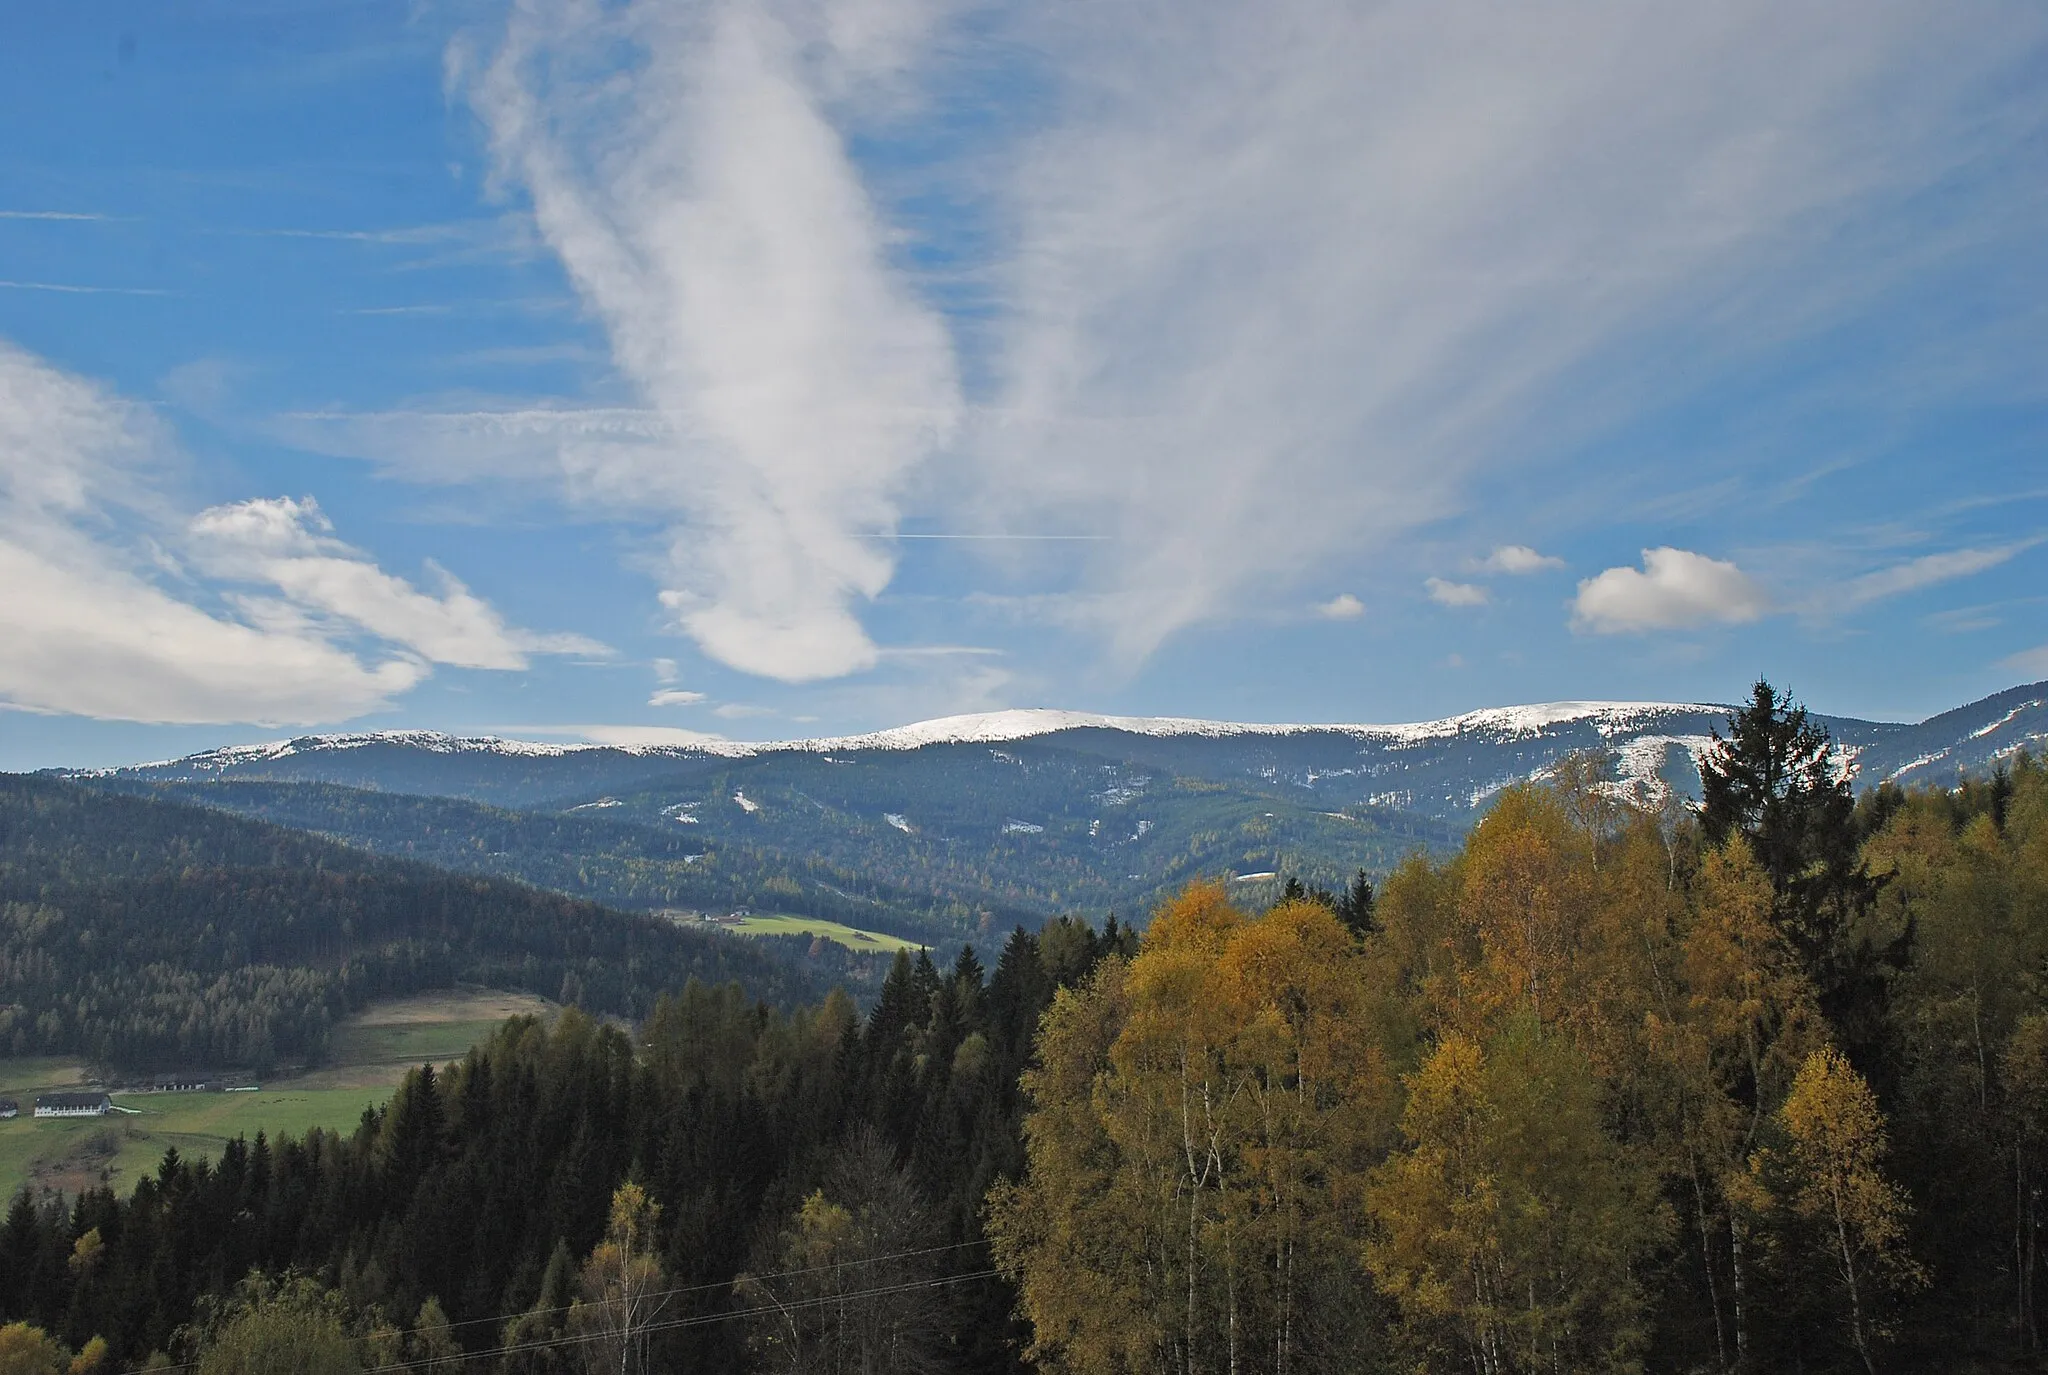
left=55, top=681, right=2047, bottom=948
left=84, top=680, right=2048, bottom=817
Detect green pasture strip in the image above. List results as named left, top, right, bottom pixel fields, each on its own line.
left=726, top=913, right=921, bottom=953
left=0, top=996, right=540, bottom=1200
left=0, top=1083, right=400, bottom=1201
left=327, top=1018, right=516, bottom=1068
left=0, top=1057, right=93, bottom=1095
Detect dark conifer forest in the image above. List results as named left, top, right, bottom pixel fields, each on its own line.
left=0, top=776, right=850, bottom=1071
left=4, top=688, right=2048, bottom=1372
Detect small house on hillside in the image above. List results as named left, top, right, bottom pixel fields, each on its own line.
left=0, top=1099, right=16, bottom=1119
left=33, top=1092, right=111, bottom=1119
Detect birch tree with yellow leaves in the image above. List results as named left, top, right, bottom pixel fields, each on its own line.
left=1754, top=1047, right=1922, bottom=1375
left=988, top=884, right=1395, bottom=1375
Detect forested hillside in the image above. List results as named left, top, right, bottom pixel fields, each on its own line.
left=4, top=687, right=2046, bottom=1372
left=79, top=777, right=1048, bottom=947
left=84, top=752, right=1452, bottom=947
left=0, top=776, right=845, bottom=1072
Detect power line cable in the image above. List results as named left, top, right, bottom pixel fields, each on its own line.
left=120, top=1244, right=1004, bottom=1375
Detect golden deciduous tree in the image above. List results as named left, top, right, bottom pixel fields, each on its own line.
left=0, top=1324, right=71, bottom=1375
left=570, top=1182, right=669, bottom=1375
left=1758, top=1047, right=1922, bottom=1375
left=989, top=885, right=1392, bottom=1375
left=2004, top=1013, right=2048, bottom=1353
left=1365, top=1019, right=1666, bottom=1375
left=1453, top=789, right=1598, bottom=1034
left=194, top=1284, right=361, bottom=1375
left=408, top=1297, right=460, bottom=1375
left=1647, top=836, right=1820, bottom=1370
left=738, top=1128, right=949, bottom=1375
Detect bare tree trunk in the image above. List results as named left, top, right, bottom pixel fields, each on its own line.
left=1690, top=1159, right=1730, bottom=1373
left=1833, top=1205, right=1876, bottom=1375
left=1731, top=1212, right=1751, bottom=1372
left=2020, top=1142, right=2031, bottom=1356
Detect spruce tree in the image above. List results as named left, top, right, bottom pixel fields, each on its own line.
left=1698, top=680, right=1899, bottom=1052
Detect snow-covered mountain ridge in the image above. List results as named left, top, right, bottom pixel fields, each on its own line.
left=116, top=699, right=1736, bottom=771
left=72, top=681, right=2048, bottom=823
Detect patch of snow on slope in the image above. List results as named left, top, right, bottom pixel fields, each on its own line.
left=732, top=790, right=759, bottom=813
left=1613, top=734, right=1716, bottom=796
left=884, top=813, right=913, bottom=833
left=1994, top=733, right=2048, bottom=761
left=1971, top=700, right=2044, bottom=739
left=1003, top=819, right=1044, bottom=835
left=1885, top=750, right=1953, bottom=782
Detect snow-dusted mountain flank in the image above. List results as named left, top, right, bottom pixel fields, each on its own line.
left=57, top=681, right=2047, bottom=947
left=89, top=681, right=2048, bottom=820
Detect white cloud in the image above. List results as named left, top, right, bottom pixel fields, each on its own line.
left=713, top=702, right=777, bottom=720
left=1315, top=593, right=1365, bottom=620
left=0, top=339, right=578, bottom=724
left=280, top=0, right=2043, bottom=683
left=457, top=0, right=960, bottom=681
left=1477, top=545, right=1566, bottom=575
left=1833, top=543, right=2030, bottom=611
left=966, top=0, right=2044, bottom=662
left=1426, top=578, right=1489, bottom=608
left=0, top=537, right=427, bottom=725
left=2005, top=645, right=2048, bottom=679
left=649, top=687, right=708, bottom=706
left=1572, top=547, right=1770, bottom=633
left=187, top=496, right=602, bottom=669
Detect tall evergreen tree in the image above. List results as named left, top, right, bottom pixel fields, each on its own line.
left=1698, top=680, right=1901, bottom=1054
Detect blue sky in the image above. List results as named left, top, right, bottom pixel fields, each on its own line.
left=2, top=0, right=2045, bottom=771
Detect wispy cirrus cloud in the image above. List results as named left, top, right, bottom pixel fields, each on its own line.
left=1829, top=542, right=2035, bottom=612
left=0, top=281, right=173, bottom=296
left=452, top=0, right=961, bottom=681
left=269, top=0, right=2045, bottom=691
left=971, top=0, right=2047, bottom=663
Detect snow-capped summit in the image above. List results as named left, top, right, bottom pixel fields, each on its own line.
left=68, top=682, right=2048, bottom=822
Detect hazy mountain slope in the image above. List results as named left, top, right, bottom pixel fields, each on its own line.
left=61, top=683, right=2044, bottom=950
left=86, top=744, right=1457, bottom=945
left=0, top=774, right=844, bottom=1070
left=84, top=681, right=2047, bottom=820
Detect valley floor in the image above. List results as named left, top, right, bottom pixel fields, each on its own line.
left=0, top=987, right=555, bottom=1198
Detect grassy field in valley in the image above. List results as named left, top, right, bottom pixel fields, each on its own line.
left=724, top=913, right=922, bottom=953
left=326, top=989, right=555, bottom=1068
left=0, top=989, right=555, bottom=1199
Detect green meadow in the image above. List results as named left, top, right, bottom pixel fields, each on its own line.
left=725, top=912, right=922, bottom=954
left=0, top=989, right=556, bottom=1199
